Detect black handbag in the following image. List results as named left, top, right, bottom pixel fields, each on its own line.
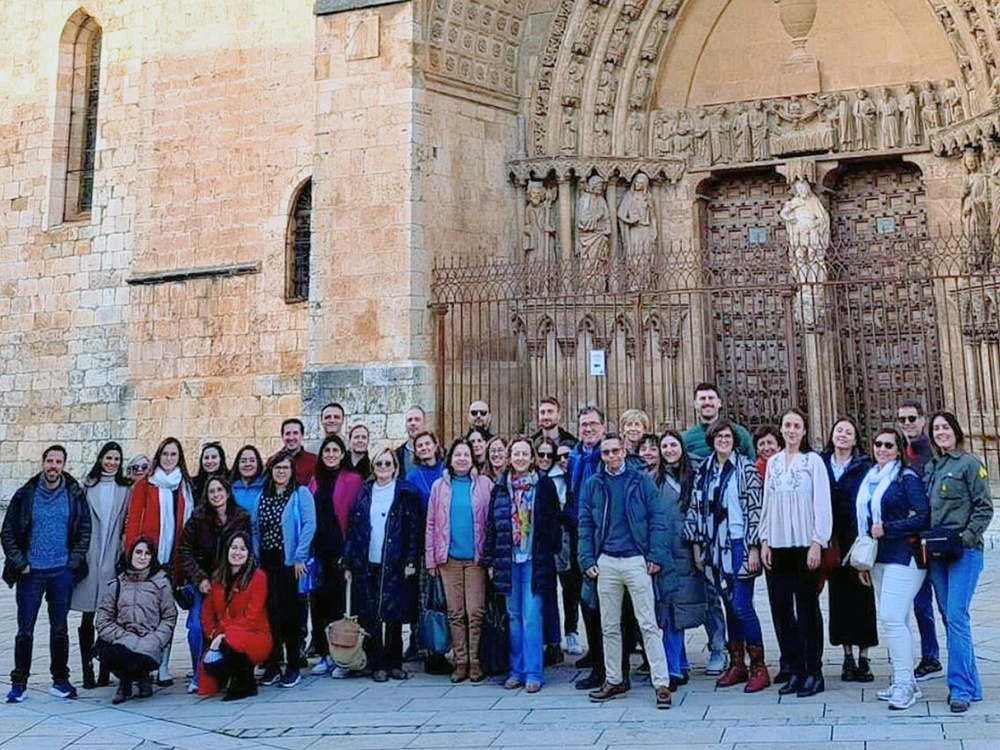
left=919, top=527, right=964, bottom=564
left=479, top=590, right=510, bottom=676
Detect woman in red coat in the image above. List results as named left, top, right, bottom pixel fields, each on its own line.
left=198, top=531, right=272, bottom=700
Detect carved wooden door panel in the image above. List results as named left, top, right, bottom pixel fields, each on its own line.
left=828, top=161, right=943, bottom=434
left=703, top=170, right=805, bottom=427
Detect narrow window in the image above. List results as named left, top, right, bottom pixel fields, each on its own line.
left=62, top=15, right=102, bottom=221
left=286, top=179, right=312, bottom=302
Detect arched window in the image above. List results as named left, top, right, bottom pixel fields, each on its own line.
left=61, top=13, right=102, bottom=221
left=286, top=179, right=312, bottom=302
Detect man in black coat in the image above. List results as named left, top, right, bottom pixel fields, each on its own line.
left=2, top=445, right=91, bottom=702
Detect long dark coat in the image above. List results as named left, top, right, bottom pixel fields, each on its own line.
left=343, top=479, right=421, bottom=625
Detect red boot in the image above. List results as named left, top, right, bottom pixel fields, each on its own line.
left=744, top=644, right=771, bottom=693
left=716, top=642, right=748, bottom=687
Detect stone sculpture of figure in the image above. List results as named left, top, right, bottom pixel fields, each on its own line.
left=878, top=88, right=900, bottom=149
left=709, top=105, right=732, bottom=163
left=749, top=100, right=770, bottom=161
left=617, top=172, right=658, bottom=256
left=524, top=181, right=557, bottom=261
left=780, top=178, right=831, bottom=325
left=576, top=175, right=612, bottom=270
left=853, top=89, right=877, bottom=150
left=732, top=103, right=751, bottom=162
left=943, top=79, right=965, bottom=124
left=901, top=84, right=921, bottom=146
left=961, top=149, right=991, bottom=271
left=920, top=81, right=941, bottom=132
left=626, top=110, right=645, bottom=156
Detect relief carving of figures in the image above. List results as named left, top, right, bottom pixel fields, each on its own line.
left=732, top=103, right=752, bottom=162
left=920, top=81, right=941, bottom=131
left=749, top=100, right=770, bottom=160
left=572, top=5, right=601, bottom=57
left=962, top=149, right=992, bottom=271
left=943, top=79, right=965, bottom=124
left=709, top=106, right=733, bottom=164
left=563, top=57, right=585, bottom=107
left=626, top=109, right=645, bottom=156
left=576, top=175, right=611, bottom=269
left=901, top=84, right=921, bottom=146
left=617, top=172, right=658, bottom=256
left=878, top=87, right=900, bottom=149
left=853, top=89, right=877, bottom=150
left=561, top=107, right=578, bottom=153
left=524, top=181, right=557, bottom=261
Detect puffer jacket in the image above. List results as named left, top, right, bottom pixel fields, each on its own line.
left=425, top=471, right=493, bottom=568
left=95, top=568, right=178, bottom=662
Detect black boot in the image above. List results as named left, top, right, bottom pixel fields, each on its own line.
left=78, top=627, right=96, bottom=690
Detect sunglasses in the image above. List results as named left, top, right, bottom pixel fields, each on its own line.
left=873, top=440, right=897, bottom=449
left=897, top=415, right=920, bottom=424
left=470, top=409, right=488, bottom=417
left=374, top=460, right=394, bottom=468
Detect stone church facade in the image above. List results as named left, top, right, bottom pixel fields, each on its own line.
left=2, top=0, right=1000, bottom=494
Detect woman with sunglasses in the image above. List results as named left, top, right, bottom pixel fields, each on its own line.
left=924, top=411, right=993, bottom=713
left=72, top=441, right=131, bottom=689
left=425, top=438, right=493, bottom=682
left=257, top=450, right=316, bottom=688
left=536, top=438, right=583, bottom=658
left=123, top=437, right=195, bottom=686
left=344, top=448, right=421, bottom=682
left=484, top=437, right=560, bottom=693
left=853, top=427, right=928, bottom=710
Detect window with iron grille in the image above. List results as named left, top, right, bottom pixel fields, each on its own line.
left=286, top=179, right=312, bottom=302
left=64, top=20, right=102, bottom=221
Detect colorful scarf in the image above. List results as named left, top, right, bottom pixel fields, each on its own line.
left=509, top=472, right=538, bottom=553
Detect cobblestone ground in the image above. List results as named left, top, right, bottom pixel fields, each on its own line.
left=1, top=553, right=998, bottom=750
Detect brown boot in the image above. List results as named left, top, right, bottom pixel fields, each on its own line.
left=744, top=644, right=771, bottom=693
left=716, top=642, right=748, bottom=688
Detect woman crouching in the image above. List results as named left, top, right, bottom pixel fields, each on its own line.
left=95, top=536, right=178, bottom=704
left=198, top=531, right=272, bottom=701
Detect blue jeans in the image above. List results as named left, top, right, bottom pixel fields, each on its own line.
left=12, top=566, right=74, bottom=684
left=717, top=541, right=763, bottom=646
left=913, top=576, right=942, bottom=660
left=185, top=585, right=204, bottom=677
left=507, top=560, right=545, bottom=684
left=929, top=549, right=984, bottom=702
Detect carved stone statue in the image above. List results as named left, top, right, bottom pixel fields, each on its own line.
left=962, top=149, right=991, bottom=271
left=617, top=172, right=658, bottom=256
left=524, top=181, right=557, bottom=261
left=576, top=175, right=611, bottom=269
left=878, top=87, right=900, bottom=150
left=920, top=81, right=941, bottom=132
left=901, top=84, right=921, bottom=146
left=853, top=89, right=877, bottom=150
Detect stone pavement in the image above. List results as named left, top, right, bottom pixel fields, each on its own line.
left=1, top=556, right=999, bottom=750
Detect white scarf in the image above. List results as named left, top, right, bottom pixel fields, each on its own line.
left=150, top=467, right=193, bottom=564
left=856, top=460, right=898, bottom=536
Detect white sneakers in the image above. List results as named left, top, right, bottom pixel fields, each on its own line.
left=565, top=633, right=582, bottom=656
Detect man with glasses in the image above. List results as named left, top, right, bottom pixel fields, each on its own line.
left=467, top=400, right=493, bottom=440
left=3, top=446, right=92, bottom=702
left=897, top=400, right=944, bottom=681
left=578, top=433, right=675, bottom=709
left=531, top=396, right=577, bottom=445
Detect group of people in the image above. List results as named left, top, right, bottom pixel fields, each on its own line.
left=1, top=391, right=992, bottom=715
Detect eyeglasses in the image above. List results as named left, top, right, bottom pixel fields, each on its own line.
left=873, top=440, right=897, bottom=449
left=897, top=415, right=920, bottom=424
left=470, top=410, right=488, bottom=417
left=374, top=460, right=394, bottom=468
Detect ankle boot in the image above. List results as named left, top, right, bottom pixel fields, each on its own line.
left=744, top=645, right=771, bottom=693
left=78, top=627, right=96, bottom=689
left=716, top=642, right=748, bottom=688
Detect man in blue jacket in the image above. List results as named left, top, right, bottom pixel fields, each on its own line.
left=578, top=433, right=675, bottom=709
left=2, top=445, right=91, bottom=703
